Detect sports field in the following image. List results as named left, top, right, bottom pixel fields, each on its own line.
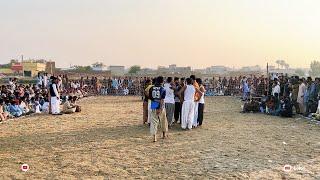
left=0, top=96, right=319, bottom=179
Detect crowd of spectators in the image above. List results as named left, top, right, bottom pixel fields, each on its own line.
left=2, top=72, right=320, bottom=122
left=0, top=73, right=88, bottom=121
left=242, top=73, right=320, bottom=120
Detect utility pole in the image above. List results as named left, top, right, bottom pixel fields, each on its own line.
left=267, top=62, right=270, bottom=95
left=21, top=55, right=24, bottom=77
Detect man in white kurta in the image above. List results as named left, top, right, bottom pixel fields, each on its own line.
left=164, top=77, right=176, bottom=126
left=180, top=78, right=196, bottom=130
left=297, top=79, right=306, bottom=114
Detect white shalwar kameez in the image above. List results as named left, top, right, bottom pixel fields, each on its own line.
left=193, top=101, right=199, bottom=127
left=181, top=85, right=195, bottom=130
left=50, top=83, right=60, bottom=114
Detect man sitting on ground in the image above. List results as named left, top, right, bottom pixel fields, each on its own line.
left=0, top=99, right=9, bottom=121
left=71, top=96, right=81, bottom=112
left=242, top=99, right=260, bottom=113
left=63, top=96, right=77, bottom=114
left=279, top=97, right=293, bottom=117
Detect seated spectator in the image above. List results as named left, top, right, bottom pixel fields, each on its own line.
left=266, top=96, right=275, bottom=115
left=279, top=97, right=293, bottom=117
left=71, top=96, right=81, bottom=112
left=310, top=100, right=320, bottom=120
left=100, top=86, right=108, bottom=95
left=266, top=94, right=281, bottom=116
left=34, top=97, right=41, bottom=113
left=259, top=95, right=268, bottom=113
left=3, top=100, right=12, bottom=118
left=75, top=89, right=84, bottom=99
left=242, top=99, right=260, bottom=113
left=63, top=96, right=76, bottom=114
left=41, top=98, right=50, bottom=113
left=123, top=87, right=129, bottom=96
left=9, top=100, right=23, bottom=117
left=19, top=97, right=31, bottom=115
left=0, top=99, right=9, bottom=121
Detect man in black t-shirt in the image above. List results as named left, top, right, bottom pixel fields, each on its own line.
left=174, top=77, right=182, bottom=123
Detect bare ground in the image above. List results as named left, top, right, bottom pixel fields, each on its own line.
left=0, top=96, right=319, bottom=179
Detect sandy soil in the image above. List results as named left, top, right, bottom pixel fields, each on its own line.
left=0, top=96, right=319, bottom=179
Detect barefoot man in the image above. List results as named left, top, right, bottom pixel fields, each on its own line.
left=149, top=76, right=168, bottom=142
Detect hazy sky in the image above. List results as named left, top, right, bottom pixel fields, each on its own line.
left=1, top=0, right=320, bottom=69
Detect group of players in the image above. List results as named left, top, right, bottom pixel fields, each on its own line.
left=143, top=75, right=205, bottom=142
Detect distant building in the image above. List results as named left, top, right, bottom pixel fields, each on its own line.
left=239, top=65, right=261, bottom=72
left=157, top=64, right=191, bottom=75
left=92, top=66, right=108, bottom=71
left=22, top=61, right=46, bottom=77
left=0, top=68, right=13, bottom=75
left=194, top=69, right=205, bottom=74
left=268, top=67, right=295, bottom=75
left=168, top=64, right=177, bottom=71
left=137, top=68, right=157, bottom=75
left=45, top=61, right=56, bottom=74
left=109, top=66, right=125, bottom=76
left=175, top=66, right=191, bottom=74
left=11, top=63, right=23, bottom=75
left=205, top=66, right=231, bottom=74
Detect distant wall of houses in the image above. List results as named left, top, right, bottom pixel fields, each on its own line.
left=54, top=70, right=112, bottom=80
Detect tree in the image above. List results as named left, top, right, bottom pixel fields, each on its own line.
left=92, top=62, right=105, bottom=68
left=280, top=60, right=286, bottom=69
left=284, top=63, right=289, bottom=69
left=275, top=60, right=281, bottom=69
left=295, top=69, right=305, bottom=76
left=309, top=61, right=320, bottom=77
left=275, top=60, right=287, bottom=69
left=128, top=65, right=141, bottom=74
left=0, top=63, right=11, bottom=68
left=73, top=65, right=92, bottom=72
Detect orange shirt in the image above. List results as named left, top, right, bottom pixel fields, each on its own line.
left=193, top=81, right=201, bottom=101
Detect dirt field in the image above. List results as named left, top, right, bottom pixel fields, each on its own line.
left=0, top=96, right=319, bottom=179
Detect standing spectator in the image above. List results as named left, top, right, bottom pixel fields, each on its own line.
left=174, top=77, right=182, bottom=123
left=164, top=77, right=175, bottom=127
left=291, top=76, right=300, bottom=114
left=297, top=78, right=306, bottom=114
left=149, top=76, right=167, bottom=142
left=49, top=77, right=62, bottom=115
left=196, top=78, right=206, bottom=126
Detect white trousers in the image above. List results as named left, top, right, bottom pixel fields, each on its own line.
left=193, top=102, right=199, bottom=127
left=51, top=97, right=60, bottom=114
left=147, top=100, right=152, bottom=123
left=181, top=100, right=195, bottom=129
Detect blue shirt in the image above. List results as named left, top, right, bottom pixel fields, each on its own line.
left=9, top=104, right=23, bottom=117
left=309, top=83, right=319, bottom=100
left=149, top=85, right=166, bottom=110
left=112, top=79, right=118, bottom=88
left=243, top=82, right=250, bottom=93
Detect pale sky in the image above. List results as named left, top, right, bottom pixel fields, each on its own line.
left=0, top=0, right=319, bottom=69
